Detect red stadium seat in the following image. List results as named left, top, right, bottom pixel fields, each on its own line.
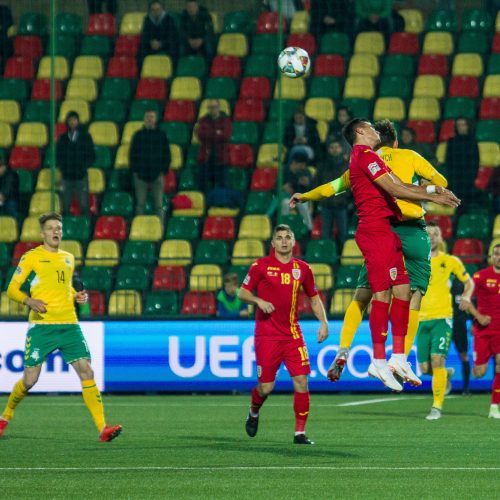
left=425, top=215, right=453, bottom=240
left=9, top=146, right=41, bottom=170
left=240, top=77, right=271, bottom=100
left=389, top=32, right=419, bottom=55
left=475, top=167, right=493, bottom=190
left=70, top=193, right=98, bottom=216
left=311, top=215, right=336, bottom=240
left=55, top=122, right=68, bottom=139
left=11, top=241, right=39, bottom=265
left=164, top=170, right=177, bottom=193
left=313, top=54, right=345, bottom=77
left=107, top=56, right=138, bottom=78
left=228, top=144, right=254, bottom=168
left=31, top=79, right=63, bottom=101
left=492, top=33, right=500, bottom=53
left=210, top=55, right=241, bottom=78
left=250, top=167, right=277, bottom=191
left=452, top=238, right=484, bottom=264
left=14, top=36, right=43, bottom=59
left=88, top=290, right=106, bottom=315
left=181, top=291, right=216, bottom=315
left=114, top=35, right=140, bottom=56
left=136, top=78, right=167, bottom=100
left=153, top=266, right=186, bottom=291
left=93, top=216, right=127, bottom=241
left=297, top=290, right=326, bottom=315
left=202, top=216, right=235, bottom=240
left=4, top=56, right=35, bottom=79
left=448, top=76, right=479, bottom=98
left=86, top=13, right=116, bottom=36
left=405, top=120, right=436, bottom=144
left=256, top=11, right=287, bottom=34
left=234, top=98, right=265, bottom=122
left=438, top=119, right=455, bottom=142
left=287, top=33, right=317, bottom=56
left=418, top=55, right=448, bottom=76
left=479, top=98, right=500, bottom=120
left=163, top=100, right=196, bottom=122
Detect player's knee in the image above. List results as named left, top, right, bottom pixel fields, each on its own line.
left=258, top=382, right=274, bottom=396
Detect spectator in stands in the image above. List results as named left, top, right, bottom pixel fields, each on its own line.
left=327, top=105, right=352, bottom=149
left=130, top=110, right=171, bottom=225
left=56, top=111, right=95, bottom=216
left=310, top=0, right=351, bottom=38
left=217, top=273, right=249, bottom=318
left=399, top=126, right=435, bottom=164
left=87, top=0, right=117, bottom=14
left=180, top=0, right=215, bottom=59
left=261, top=0, right=304, bottom=22
left=355, top=0, right=392, bottom=43
left=316, top=140, right=351, bottom=247
left=281, top=151, right=313, bottom=230
left=0, top=157, right=19, bottom=218
left=284, top=105, right=321, bottom=167
left=139, top=0, right=179, bottom=65
left=0, top=5, right=13, bottom=65
left=196, top=99, right=232, bottom=193
left=445, top=117, right=480, bottom=208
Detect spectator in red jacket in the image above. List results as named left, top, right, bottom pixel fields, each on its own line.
left=196, top=99, right=232, bottom=192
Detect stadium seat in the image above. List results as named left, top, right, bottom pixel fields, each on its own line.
left=448, top=76, right=480, bottom=98
left=217, top=33, right=248, bottom=57
left=141, top=54, right=173, bottom=79
left=14, top=35, right=43, bottom=59
left=225, top=144, right=253, bottom=169
left=158, top=239, right=192, bottom=266
left=86, top=13, right=116, bottom=36
left=59, top=241, right=83, bottom=266
left=0, top=100, right=20, bottom=124
left=309, top=77, right=341, bottom=100
left=108, top=290, right=142, bottom=316
left=107, top=56, right=138, bottom=78
left=87, top=291, right=106, bottom=316
left=4, top=56, right=35, bottom=80
left=274, top=78, right=306, bottom=101
left=129, top=215, right=163, bottom=242
left=452, top=54, right=483, bottom=77
left=16, top=169, right=33, bottom=195
left=0, top=79, right=29, bottom=101
left=223, top=10, right=253, bottom=34
left=305, top=240, right=338, bottom=265
left=457, top=32, right=489, bottom=54
left=478, top=142, right=500, bottom=167
left=399, top=8, right=423, bottom=33
left=176, top=55, right=207, bottom=79
left=287, top=33, right=317, bottom=56
left=422, top=32, right=454, bottom=55
left=310, top=263, right=333, bottom=291
left=425, top=215, right=453, bottom=240
left=354, top=31, right=385, bottom=55
left=373, top=97, right=406, bottom=121
left=29, top=192, right=60, bottom=216
left=335, top=265, right=362, bottom=289
left=115, top=265, right=150, bottom=291
left=238, top=215, right=272, bottom=241
left=239, top=77, right=271, bottom=101
left=231, top=239, right=264, bottom=265
left=120, top=121, right=142, bottom=145
left=58, top=100, right=90, bottom=124
left=189, top=264, right=223, bottom=292
left=205, top=77, right=237, bottom=100
left=462, top=8, right=492, bottom=32
left=153, top=266, right=186, bottom=291
left=19, top=216, right=42, bottom=242
left=408, top=97, right=441, bottom=121
left=378, top=75, right=410, bottom=99
left=483, top=75, right=500, bottom=97
left=172, top=191, right=205, bottom=217
left=256, top=143, right=282, bottom=168
left=493, top=33, right=500, bottom=54
left=16, top=123, right=47, bottom=147
left=245, top=191, right=273, bottom=215
left=476, top=120, right=500, bottom=142
left=202, top=216, right=235, bottom=240
left=456, top=213, right=491, bottom=240
left=56, top=12, right=82, bottom=35
left=23, top=101, right=52, bottom=124
left=230, top=121, right=259, bottom=145
left=100, top=191, right=133, bottom=217
left=89, top=122, right=119, bottom=147
left=0, top=123, right=13, bottom=148
left=115, top=35, right=140, bottom=56
left=0, top=217, right=18, bottom=243
left=94, top=99, right=126, bottom=123
left=101, top=78, right=132, bottom=101
left=233, top=98, right=265, bottom=122
left=72, top=56, right=103, bottom=79
left=93, top=215, right=127, bottom=241
left=452, top=238, right=484, bottom=264
left=11, top=241, right=38, bottom=265
left=426, top=9, right=456, bottom=32
left=81, top=35, right=112, bottom=57
left=405, top=120, right=436, bottom=144
left=62, top=216, right=90, bottom=242
left=136, top=78, right=167, bottom=101
left=194, top=240, right=229, bottom=266
left=320, top=31, right=351, bottom=55
left=121, top=241, right=156, bottom=267
left=170, top=77, right=202, bottom=101
left=256, top=11, right=286, bottom=34
left=437, top=120, right=455, bottom=142
left=166, top=217, right=200, bottom=241
left=341, top=239, right=363, bottom=265
left=330, top=289, right=353, bottom=316
left=304, top=97, right=335, bottom=122
left=414, top=75, right=445, bottom=99
left=388, top=32, right=419, bottom=55
left=443, top=97, right=476, bottom=120
left=129, top=100, right=161, bottom=121
left=480, top=98, right=500, bottom=120
left=19, top=12, right=48, bottom=36
left=120, top=12, right=146, bottom=35
left=313, top=54, right=344, bottom=77
left=81, top=267, right=113, bottom=294
left=85, top=239, right=120, bottom=267
left=49, top=34, right=77, bottom=59
left=417, top=54, right=448, bottom=77
left=181, top=291, right=216, bottom=316
left=343, top=76, right=375, bottom=100
left=144, top=291, right=179, bottom=317
left=66, top=78, right=98, bottom=102
left=382, top=54, right=414, bottom=78
left=211, top=55, right=241, bottom=78
left=9, top=146, right=40, bottom=170
left=475, top=167, right=493, bottom=190
left=290, top=10, right=309, bottom=33
left=348, top=54, right=379, bottom=77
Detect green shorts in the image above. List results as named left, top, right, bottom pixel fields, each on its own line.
left=356, top=219, right=431, bottom=294
left=24, top=324, right=91, bottom=367
left=416, top=318, right=452, bottom=364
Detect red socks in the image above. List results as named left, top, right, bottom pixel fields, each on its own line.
left=250, top=387, right=267, bottom=415
left=492, top=373, right=500, bottom=405
left=369, top=300, right=390, bottom=359
left=294, top=391, right=310, bottom=433
left=390, top=297, right=410, bottom=354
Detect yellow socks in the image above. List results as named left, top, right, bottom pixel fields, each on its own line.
left=340, top=300, right=365, bottom=349
left=2, top=379, right=28, bottom=421
left=82, top=380, right=105, bottom=431
left=404, top=309, right=420, bottom=357
left=432, top=367, right=447, bottom=410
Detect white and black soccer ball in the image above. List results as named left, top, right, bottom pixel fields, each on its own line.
left=277, top=46, right=311, bottom=78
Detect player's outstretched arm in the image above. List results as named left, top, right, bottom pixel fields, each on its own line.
left=238, top=288, right=275, bottom=314
left=289, top=171, right=351, bottom=208
left=309, top=294, right=329, bottom=343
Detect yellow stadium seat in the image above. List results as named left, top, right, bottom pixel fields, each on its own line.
left=373, top=97, right=406, bottom=121
left=198, top=99, right=231, bottom=118
left=310, top=263, right=333, bottom=291
left=238, top=215, right=272, bottom=240
left=16, top=122, right=48, bottom=147
left=37, top=56, right=69, bottom=79
left=65, top=78, right=98, bottom=101
left=316, top=120, right=328, bottom=142
left=207, top=207, right=240, bottom=217
left=0, top=291, right=29, bottom=317
left=305, top=97, right=335, bottom=122
left=479, top=142, right=500, bottom=167
left=210, top=11, right=222, bottom=33
left=354, top=32, right=385, bottom=55
left=88, top=167, right=105, bottom=194
left=413, top=75, right=445, bottom=99
left=0, top=123, right=13, bottom=148
left=121, top=121, right=143, bottom=145
left=231, top=239, right=265, bottom=266
left=0, top=216, right=18, bottom=243
left=493, top=215, right=500, bottom=239
left=0, top=100, right=20, bottom=124
left=483, top=75, right=500, bottom=97
left=58, top=100, right=91, bottom=124
left=129, top=215, right=163, bottom=242
left=89, top=121, right=119, bottom=147
left=343, top=76, right=375, bottom=99
left=72, top=56, right=103, bottom=79
left=20, top=216, right=43, bottom=242
left=408, top=97, right=440, bottom=121
left=114, top=145, right=130, bottom=169
left=36, top=168, right=61, bottom=191
left=59, top=240, right=83, bottom=266
left=170, top=144, right=184, bottom=170
left=108, top=290, right=142, bottom=316
left=399, top=9, right=423, bottom=33
left=189, top=264, right=223, bottom=292
left=274, top=78, right=306, bottom=100
left=141, top=55, right=173, bottom=79
left=290, top=10, right=310, bottom=33
left=158, top=239, right=192, bottom=266
left=257, top=143, right=285, bottom=168
left=452, top=53, right=483, bottom=77
left=436, top=142, right=447, bottom=164
left=29, top=192, right=60, bottom=216
left=330, top=289, right=353, bottom=316
left=422, top=32, right=454, bottom=55
left=170, top=77, right=202, bottom=101
left=217, top=33, right=248, bottom=57
left=172, top=191, right=205, bottom=217
left=496, top=10, right=500, bottom=31
left=86, top=239, right=120, bottom=266
left=341, top=239, right=363, bottom=265
left=120, top=12, right=146, bottom=35
left=347, top=54, right=380, bottom=77
left=425, top=201, right=455, bottom=216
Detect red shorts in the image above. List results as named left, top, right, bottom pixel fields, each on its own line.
left=355, top=223, right=409, bottom=293
left=472, top=326, right=500, bottom=366
left=254, top=336, right=311, bottom=383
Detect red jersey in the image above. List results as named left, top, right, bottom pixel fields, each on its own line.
left=472, top=266, right=500, bottom=334
left=241, top=255, right=318, bottom=339
left=348, top=144, right=401, bottom=226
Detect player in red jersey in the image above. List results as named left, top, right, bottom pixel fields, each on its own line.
left=239, top=224, right=329, bottom=444
left=462, top=243, right=500, bottom=419
left=335, top=119, right=459, bottom=391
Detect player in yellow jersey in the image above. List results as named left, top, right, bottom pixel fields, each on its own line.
left=417, top=222, right=473, bottom=420
left=0, top=212, right=122, bottom=442
left=290, top=120, right=449, bottom=388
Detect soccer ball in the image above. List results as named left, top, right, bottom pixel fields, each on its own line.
left=277, top=47, right=311, bottom=78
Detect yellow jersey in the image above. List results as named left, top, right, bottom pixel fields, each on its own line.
left=419, top=252, right=470, bottom=321
left=7, top=245, right=78, bottom=324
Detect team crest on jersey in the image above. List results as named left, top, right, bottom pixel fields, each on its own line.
left=389, top=267, right=397, bottom=280
left=292, top=269, right=301, bottom=280
left=367, top=162, right=381, bottom=176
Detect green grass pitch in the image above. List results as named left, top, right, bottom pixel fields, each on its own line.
left=0, top=393, right=498, bottom=499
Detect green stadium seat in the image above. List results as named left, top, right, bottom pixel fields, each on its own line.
left=17, top=169, right=33, bottom=194
left=0, top=243, right=10, bottom=267
left=335, top=265, right=362, bottom=288
left=62, top=216, right=91, bottom=242
left=225, top=167, right=248, bottom=191
left=185, top=144, right=200, bottom=168
left=379, top=76, right=412, bottom=99
left=227, top=265, right=249, bottom=284
left=309, top=77, right=341, bottom=99
left=455, top=213, right=491, bottom=240
left=426, top=9, right=456, bottom=32
left=382, top=55, right=414, bottom=78
left=144, top=194, right=171, bottom=217
left=100, top=191, right=134, bottom=217
left=56, top=12, right=82, bottom=35
left=244, top=55, right=276, bottom=78
left=129, top=100, right=161, bottom=121
left=443, top=97, right=477, bottom=120
left=340, top=98, right=372, bottom=118
left=101, top=78, right=133, bottom=101
left=80, top=35, right=112, bottom=57
left=107, top=170, right=132, bottom=192
left=281, top=214, right=309, bottom=240
left=79, top=266, right=113, bottom=292
left=160, top=122, right=190, bottom=146
left=93, top=145, right=113, bottom=170
left=464, top=263, right=479, bottom=276
left=461, top=9, right=493, bottom=33
left=19, top=12, right=48, bottom=36
left=144, top=291, right=179, bottom=316
left=251, top=34, right=281, bottom=56
left=48, top=34, right=77, bottom=59
left=476, top=120, right=500, bottom=142
left=205, top=77, right=237, bottom=100
left=457, top=32, right=489, bottom=54
left=262, top=121, right=280, bottom=143
left=121, top=240, right=157, bottom=266
left=166, top=217, right=200, bottom=241
left=268, top=99, right=299, bottom=122
left=94, top=100, right=126, bottom=123
left=320, top=32, right=351, bottom=55
left=305, top=240, right=338, bottom=265
left=230, top=121, right=259, bottom=144
left=176, top=55, right=207, bottom=78
left=115, top=265, right=150, bottom=291
left=178, top=167, right=198, bottom=190
left=223, top=11, right=254, bottom=34
left=23, top=101, right=52, bottom=124
left=487, top=54, right=500, bottom=75
left=194, top=240, right=229, bottom=265
left=0, top=80, right=29, bottom=101
left=245, top=191, right=273, bottom=214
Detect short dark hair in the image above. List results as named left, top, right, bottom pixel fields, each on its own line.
left=375, top=119, right=397, bottom=148
left=342, top=118, right=369, bottom=147
left=273, top=224, right=294, bottom=238
left=401, top=126, right=416, bottom=140
left=39, top=212, right=62, bottom=227
left=223, top=273, right=239, bottom=285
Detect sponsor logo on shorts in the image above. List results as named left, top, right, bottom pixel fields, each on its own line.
left=292, top=269, right=301, bottom=280
left=367, top=162, right=381, bottom=176
left=390, top=267, right=397, bottom=280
